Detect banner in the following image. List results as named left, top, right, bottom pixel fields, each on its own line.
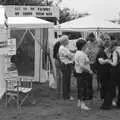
left=5, top=5, right=59, bottom=18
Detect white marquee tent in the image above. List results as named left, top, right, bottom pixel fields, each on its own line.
left=0, top=5, right=55, bottom=99
left=55, top=15, right=120, bottom=33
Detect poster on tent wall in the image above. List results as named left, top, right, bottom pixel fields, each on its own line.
left=5, top=5, right=59, bottom=18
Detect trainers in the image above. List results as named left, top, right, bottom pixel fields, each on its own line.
left=77, top=100, right=81, bottom=107
left=112, top=101, right=117, bottom=107
left=80, top=102, right=90, bottom=110
left=70, top=96, right=74, bottom=101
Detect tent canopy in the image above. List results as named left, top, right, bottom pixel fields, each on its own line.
left=0, top=5, right=53, bottom=29
left=8, top=17, right=53, bottom=28
left=55, top=15, right=120, bottom=32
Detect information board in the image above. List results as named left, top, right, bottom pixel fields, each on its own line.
left=5, top=5, right=59, bottom=18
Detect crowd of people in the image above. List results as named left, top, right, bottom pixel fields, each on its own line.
left=53, top=32, right=120, bottom=111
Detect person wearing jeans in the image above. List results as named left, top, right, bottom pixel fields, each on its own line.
left=59, top=35, right=73, bottom=100
left=74, top=38, right=93, bottom=110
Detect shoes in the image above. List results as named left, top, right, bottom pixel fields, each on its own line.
left=77, top=100, right=81, bottom=107
left=63, top=96, right=69, bottom=100
left=63, top=96, right=74, bottom=100
left=77, top=101, right=90, bottom=110
left=116, top=102, right=120, bottom=109
left=112, top=101, right=117, bottom=107
left=70, top=96, right=74, bottom=101
left=81, top=102, right=90, bottom=110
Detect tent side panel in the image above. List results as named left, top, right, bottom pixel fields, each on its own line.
left=48, top=28, right=56, bottom=87
left=35, top=29, right=41, bottom=82
left=35, top=28, right=49, bottom=82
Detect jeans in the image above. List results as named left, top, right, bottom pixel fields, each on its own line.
left=55, top=59, right=62, bottom=97
left=76, top=72, right=93, bottom=100
left=61, top=63, right=72, bottom=99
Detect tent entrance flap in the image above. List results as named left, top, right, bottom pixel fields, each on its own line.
left=10, top=29, right=35, bottom=77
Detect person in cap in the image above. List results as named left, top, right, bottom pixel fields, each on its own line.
left=58, top=35, right=74, bottom=100
left=74, top=38, right=93, bottom=110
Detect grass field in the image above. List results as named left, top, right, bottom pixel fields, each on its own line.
left=0, top=79, right=120, bottom=120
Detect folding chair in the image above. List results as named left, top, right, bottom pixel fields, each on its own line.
left=5, top=63, right=34, bottom=112
left=18, top=76, right=33, bottom=108
left=4, top=66, right=20, bottom=111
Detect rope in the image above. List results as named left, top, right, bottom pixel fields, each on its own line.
left=17, top=29, right=28, bottom=49
left=4, top=12, right=8, bottom=30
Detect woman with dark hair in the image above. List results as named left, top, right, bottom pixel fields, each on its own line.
left=85, top=33, right=99, bottom=96
left=86, top=33, right=99, bottom=68
left=104, top=40, right=120, bottom=108
left=74, top=38, right=93, bottom=110
left=59, top=35, right=74, bottom=100
left=96, top=36, right=115, bottom=109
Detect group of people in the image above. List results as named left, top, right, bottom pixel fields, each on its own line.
left=53, top=32, right=120, bottom=111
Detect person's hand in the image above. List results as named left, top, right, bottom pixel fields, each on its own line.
left=98, top=58, right=103, bottom=64
left=98, top=58, right=105, bottom=64
left=89, top=70, right=93, bottom=74
left=99, top=58, right=110, bottom=64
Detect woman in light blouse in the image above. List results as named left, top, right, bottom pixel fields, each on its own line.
left=100, top=40, right=120, bottom=108
left=59, top=35, right=74, bottom=100
left=74, top=38, right=93, bottom=110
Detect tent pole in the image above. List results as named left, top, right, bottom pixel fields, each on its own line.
left=57, top=19, right=62, bottom=38
left=83, top=32, right=87, bottom=40
left=96, top=28, right=101, bottom=41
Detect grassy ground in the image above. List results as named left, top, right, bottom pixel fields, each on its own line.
left=1, top=80, right=120, bottom=120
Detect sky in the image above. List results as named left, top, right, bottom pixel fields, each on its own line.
left=59, top=0, right=120, bottom=20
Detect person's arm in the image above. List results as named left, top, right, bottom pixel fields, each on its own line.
left=80, top=64, right=93, bottom=74
left=79, top=55, right=92, bottom=74
left=98, top=58, right=109, bottom=64
left=97, top=49, right=109, bottom=64
left=62, top=47, right=73, bottom=60
left=108, top=51, right=118, bottom=66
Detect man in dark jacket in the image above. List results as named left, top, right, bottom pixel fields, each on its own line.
left=53, top=40, right=62, bottom=98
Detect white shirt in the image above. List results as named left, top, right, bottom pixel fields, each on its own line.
left=110, top=46, right=120, bottom=66
left=75, top=50, right=90, bottom=73
left=59, top=45, right=73, bottom=64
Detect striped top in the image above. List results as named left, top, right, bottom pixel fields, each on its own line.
left=75, top=50, right=91, bottom=73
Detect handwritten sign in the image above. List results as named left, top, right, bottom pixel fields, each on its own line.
left=5, top=5, right=59, bottom=18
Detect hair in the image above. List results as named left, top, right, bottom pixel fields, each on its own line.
left=97, top=40, right=104, bottom=48
left=86, top=33, right=96, bottom=42
left=100, top=33, right=111, bottom=41
left=76, top=38, right=86, bottom=50
left=60, top=35, right=69, bottom=44
left=110, top=40, right=118, bottom=48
